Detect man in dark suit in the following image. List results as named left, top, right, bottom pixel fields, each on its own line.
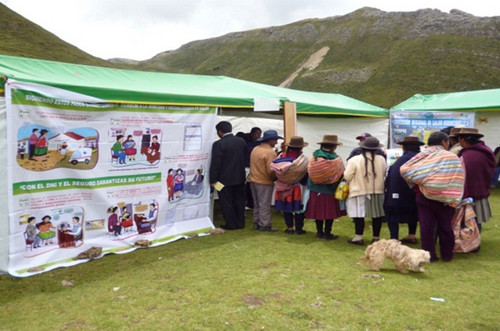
left=209, top=121, right=248, bottom=229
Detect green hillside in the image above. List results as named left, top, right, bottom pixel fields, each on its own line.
left=1, top=4, right=499, bottom=108
left=138, top=8, right=500, bottom=108
left=0, top=3, right=111, bottom=67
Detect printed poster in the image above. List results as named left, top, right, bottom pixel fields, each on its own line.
left=389, top=111, right=475, bottom=148
left=6, top=81, right=216, bottom=277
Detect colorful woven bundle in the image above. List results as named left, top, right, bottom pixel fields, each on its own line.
left=452, top=198, right=481, bottom=253
left=400, top=145, right=465, bottom=207
left=270, top=153, right=309, bottom=184
left=308, top=156, right=344, bottom=185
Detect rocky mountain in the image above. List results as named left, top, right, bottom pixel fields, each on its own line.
left=136, top=7, right=500, bottom=108
left=1, top=4, right=499, bottom=108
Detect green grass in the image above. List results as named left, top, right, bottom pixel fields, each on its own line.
left=1, top=189, right=500, bottom=330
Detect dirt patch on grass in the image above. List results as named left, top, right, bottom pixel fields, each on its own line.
left=241, top=294, right=265, bottom=308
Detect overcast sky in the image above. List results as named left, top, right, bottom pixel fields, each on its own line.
left=2, top=0, right=499, bottom=60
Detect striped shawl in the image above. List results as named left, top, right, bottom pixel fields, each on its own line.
left=400, top=145, right=464, bottom=207
left=270, top=153, right=309, bottom=185
left=308, top=155, right=344, bottom=185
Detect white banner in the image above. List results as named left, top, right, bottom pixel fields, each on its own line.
left=6, top=81, right=216, bottom=277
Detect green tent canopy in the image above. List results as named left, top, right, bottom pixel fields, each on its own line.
left=0, top=54, right=387, bottom=117
left=392, top=88, right=500, bottom=112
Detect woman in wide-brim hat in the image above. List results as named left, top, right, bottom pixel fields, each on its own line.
left=344, top=137, right=387, bottom=245
left=271, top=136, right=309, bottom=235
left=457, top=128, right=496, bottom=238
left=305, top=135, right=345, bottom=240
left=384, top=136, right=423, bottom=244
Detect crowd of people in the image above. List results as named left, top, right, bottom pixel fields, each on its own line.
left=209, top=121, right=497, bottom=262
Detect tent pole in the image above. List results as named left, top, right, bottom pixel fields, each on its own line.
left=283, top=101, right=297, bottom=144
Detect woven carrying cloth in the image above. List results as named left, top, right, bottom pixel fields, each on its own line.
left=452, top=198, right=481, bottom=253
left=400, top=145, right=464, bottom=207
left=308, top=156, right=344, bottom=185
left=270, top=153, right=308, bottom=185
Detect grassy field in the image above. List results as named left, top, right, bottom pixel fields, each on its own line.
left=1, top=189, right=499, bottom=330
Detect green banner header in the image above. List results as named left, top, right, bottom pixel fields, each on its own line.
left=13, top=173, right=162, bottom=195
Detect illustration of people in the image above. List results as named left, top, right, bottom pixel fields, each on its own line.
left=192, top=168, right=204, bottom=184
left=36, top=215, right=56, bottom=245
left=59, top=141, right=68, bottom=156
left=26, top=216, right=41, bottom=248
left=145, top=135, right=160, bottom=164
left=123, top=135, right=137, bottom=161
left=167, top=168, right=175, bottom=201
left=17, top=143, right=26, bottom=160
left=34, top=129, right=49, bottom=162
left=64, top=216, right=82, bottom=240
left=112, top=135, right=127, bottom=164
left=120, top=207, right=134, bottom=233
left=185, top=167, right=204, bottom=195
left=146, top=203, right=158, bottom=222
left=28, top=128, right=39, bottom=161
left=108, top=206, right=122, bottom=236
left=174, top=168, right=185, bottom=199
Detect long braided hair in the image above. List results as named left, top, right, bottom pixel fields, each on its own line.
left=361, top=149, right=377, bottom=179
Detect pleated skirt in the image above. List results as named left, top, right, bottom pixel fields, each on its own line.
left=305, top=191, right=342, bottom=220
left=346, top=194, right=385, bottom=218
left=474, top=198, right=492, bottom=223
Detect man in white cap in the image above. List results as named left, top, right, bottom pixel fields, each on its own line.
left=248, top=129, right=283, bottom=231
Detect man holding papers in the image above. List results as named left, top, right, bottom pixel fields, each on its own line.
left=209, top=121, right=248, bottom=230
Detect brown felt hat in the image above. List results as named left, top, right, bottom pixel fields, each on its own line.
left=286, top=136, right=308, bottom=148
left=448, top=127, right=462, bottom=138
left=396, top=136, right=424, bottom=146
left=317, top=135, right=343, bottom=146
left=456, top=127, right=484, bottom=138
left=361, top=137, right=383, bottom=150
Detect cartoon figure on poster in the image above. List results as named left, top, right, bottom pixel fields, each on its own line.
left=107, top=206, right=122, bottom=236
left=184, top=167, right=204, bottom=197
left=120, top=206, right=134, bottom=233
left=28, top=128, right=39, bottom=161
left=34, top=129, right=49, bottom=162
left=133, top=201, right=158, bottom=234
left=167, top=168, right=175, bottom=201
left=58, top=216, right=84, bottom=248
left=36, top=215, right=56, bottom=245
left=17, top=125, right=98, bottom=170
left=109, top=128, right=161, bottom=167
left=25, top=216, right=41, bottom=249
left=111, top=135, right=127, bottom=165
left=123, top=135, right=137, bottom=161
left=144, top=135, right=161, bottom=164
left=20, top=207, right=85, bottom=256
left=173, top=168, right=185, bottom=199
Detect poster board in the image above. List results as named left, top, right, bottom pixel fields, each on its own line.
left=5, top=81, right=216, bottom=277
left=389, top=111, right=475, bottom=148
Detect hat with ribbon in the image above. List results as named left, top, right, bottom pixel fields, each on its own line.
left=317, top=135, right=343, bottom=146
left=396, top=135, right=424, bottom=146
left=361, top=137, right=383, bottom=150
left=257, top=129, right=283, bottom=142
left=286, top=136, right=308, bottom=148
left=448, top=127, right=462, bottom=138
left=455, top=127, right=484, bottom=138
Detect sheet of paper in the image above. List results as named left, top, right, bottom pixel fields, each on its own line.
left=212, top=181, right=225, bottom=192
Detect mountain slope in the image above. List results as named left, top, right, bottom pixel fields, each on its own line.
left=0, top=3, right=112, bottom=67
left=138, top=7, right=500, bottom=108
left=1, top=5, right=499, bottom=108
